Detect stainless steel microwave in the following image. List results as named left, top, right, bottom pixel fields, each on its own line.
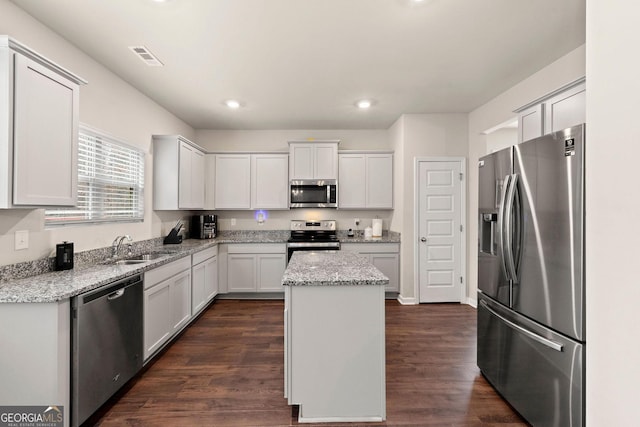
left=290, top=179, right=337, bottom=208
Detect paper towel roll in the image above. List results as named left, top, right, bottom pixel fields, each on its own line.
left=372, top=219, right=383, bottom=237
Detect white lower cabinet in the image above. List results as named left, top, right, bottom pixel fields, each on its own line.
left=143, top=256, right=192, bottom=361
left=191, top=246, right=218, bottom=316
left=227, top=244, right=287, bottom=293
left=342, top=243, right=400, bottom=292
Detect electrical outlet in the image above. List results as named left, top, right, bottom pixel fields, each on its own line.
left=15, top=230, right=29, bottom=250
left=354, top=218, right=360, bottom=227
left=231, top=218, right=236, bottom=226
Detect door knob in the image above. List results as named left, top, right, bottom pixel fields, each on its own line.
left=420, top=237, right=427, bottom=242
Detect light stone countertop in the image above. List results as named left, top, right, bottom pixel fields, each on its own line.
left=282, top=251, right=389, bottom=287
left=0, top=229, right=400, bottom=303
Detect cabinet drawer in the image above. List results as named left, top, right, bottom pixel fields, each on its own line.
left=227, top=243, right=286, bottom=254
left=144, top=256, right=191, bottom=289
left=341, top=243, right=399, bottom=253
left=192, top=245, right=218, bottom=265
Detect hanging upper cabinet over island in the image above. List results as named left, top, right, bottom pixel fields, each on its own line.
left=0, top=36, right=86, bottom=208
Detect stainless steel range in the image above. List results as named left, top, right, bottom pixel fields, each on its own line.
left=286, top=220, right=340, bottom=262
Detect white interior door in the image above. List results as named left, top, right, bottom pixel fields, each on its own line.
left=418, top=160, right=463, bottom=303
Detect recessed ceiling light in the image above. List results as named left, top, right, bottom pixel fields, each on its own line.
left=356, top=99, right=372, bottom=109
left=225, top=100, right=241, bottom=109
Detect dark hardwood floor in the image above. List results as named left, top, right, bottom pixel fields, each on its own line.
left=90, top=300, right=528, bottom=426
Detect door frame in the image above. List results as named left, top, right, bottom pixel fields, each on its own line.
left=414, top=157, right=467, bottom=304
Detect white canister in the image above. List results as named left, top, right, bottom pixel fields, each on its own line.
left=372, top=219, right=383, bottom=237
left=364, top=226, right=373, bottom=240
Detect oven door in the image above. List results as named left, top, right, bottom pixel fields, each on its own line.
left=290, top=180, right=337, bottom=208
left=287, top=242, right=341, bottom=262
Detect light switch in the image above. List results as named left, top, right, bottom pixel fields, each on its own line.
left=15, top=230, right=29, bottom=250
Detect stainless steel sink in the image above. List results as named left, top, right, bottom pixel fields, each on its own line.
left=130, top=253, right=165, bottom=261
left=115, top=259, right=147, bottom=265
left=112, top=252, right=170, bottom=265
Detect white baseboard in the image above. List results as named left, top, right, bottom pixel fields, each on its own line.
left=397, top=295, right=418, bottom=305
left=466, top=297, right=477, bottom=308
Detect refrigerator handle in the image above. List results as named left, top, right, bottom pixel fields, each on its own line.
left=480, top=300, right=564, bottom=352
left=504, top=173, right=519, bottom=283
left=497, top=174, right=512, bottom=281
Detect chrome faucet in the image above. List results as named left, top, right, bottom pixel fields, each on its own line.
left=112, top=235, right=133, bottom=257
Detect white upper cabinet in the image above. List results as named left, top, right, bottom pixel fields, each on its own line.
left=339, top=152, right=393, bottom=209
left=289, top=141, right=339, bottom=180
left=251, top=153, right=289, bottom=209
left=214, top=154, right=251, bottom=209
left=0, top=36, right=86, bottom=208
left=212, top=153, right=289, bottom=210
left=153, top=135, right=206, bottom=210
left=516, top=78, right=585, bottom=143
left=517, top=104, right=544, bottom=144
left=544, top=82, right=586, bottom=134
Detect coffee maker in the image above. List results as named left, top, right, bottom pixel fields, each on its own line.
left=191, top=214, right=217, bottom=239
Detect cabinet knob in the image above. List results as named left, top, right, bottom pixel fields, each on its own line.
left=420, top=237, right=427, bottom=243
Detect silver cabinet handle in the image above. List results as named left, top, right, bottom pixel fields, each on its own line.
left=420, top=237, right=427, bottom=242
left=480, top=300, right=563, bottom=352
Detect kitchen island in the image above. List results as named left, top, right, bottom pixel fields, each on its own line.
left=283, top=251, right=388, bottom=423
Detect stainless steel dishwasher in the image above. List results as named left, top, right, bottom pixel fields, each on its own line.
left=71, top=274, right=143, bottom=427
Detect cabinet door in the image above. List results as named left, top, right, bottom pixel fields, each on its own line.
left=204, top=256, right=218, bottom=301
left=314, top=143, right=338, bottom=179
left=371, top=253, right=400, bottom=292
left=338, top=154, right=366, bottom=208
left=191, top=261, right=207, bottom=316
left=544, top=82, right=586, bottom=134
left=215, top=154, right=251, bottom=209
left=366, top=154, right=393, bottom=208
left=289, top=144, right=314, bottom=180
left=204, top=154, right=216, bottom=210
left=13, top=53, right=79, bottom=206
left=252, top=154, right=289, bottom=209
left=144, top=280, right=173, bottom=360
left=518, top=104, right=544, bottom=144
left=257, top=254, right=286, bottom=292
left=191, top=149, right=205, bottom=208
left=178, top=142, right=193, bottom=208
left=227, top=254, right=257, bottom=291
left=171, top=270, right=192, bottom=333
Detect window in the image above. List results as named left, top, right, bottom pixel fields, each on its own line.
left=45, top=125, right=145, bottom=226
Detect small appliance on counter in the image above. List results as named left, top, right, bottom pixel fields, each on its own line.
left=55, top=241, right=74, bottom=270
left=164, top=220, right=183, bottom=244
left=372, top=219, right=383, bottom=238
left=191, top=214, right=217, bottom=239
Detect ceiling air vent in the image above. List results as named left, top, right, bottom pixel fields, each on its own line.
left=128, top=46, right=163, bottom=67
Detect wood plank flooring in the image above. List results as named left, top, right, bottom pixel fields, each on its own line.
left=89, top=300, right=528, bottom=426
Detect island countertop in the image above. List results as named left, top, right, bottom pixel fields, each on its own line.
left=282, top=251, right=389, bottom=287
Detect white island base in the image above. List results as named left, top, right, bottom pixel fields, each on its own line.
left=283, top=252, right=387, bottom=423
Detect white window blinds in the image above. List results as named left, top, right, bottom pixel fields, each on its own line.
left=45, top=125, right=145, bottom=226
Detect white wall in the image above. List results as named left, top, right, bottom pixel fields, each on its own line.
left=485, top=128, right=518, bottom=153
left=195, top=129, right=390, bottom=152
left=586, top=2, right=640, bottom=425
left=467, top=44, right=586, bottom=305
left=0, top=1, right=194, bottom=265
left=390, top=114, right=468, bottom=302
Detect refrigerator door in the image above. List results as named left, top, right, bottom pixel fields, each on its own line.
left=512, top=124, right=585, bottom=341
left=477, top=293, right=584, bottom=427
left=478, top=148, right=512, bottom=306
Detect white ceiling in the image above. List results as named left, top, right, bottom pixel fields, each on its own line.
left=10, top=0, right=585, bottom=130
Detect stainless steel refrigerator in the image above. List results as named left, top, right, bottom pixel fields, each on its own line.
left=477, top=124, right=585, bottom=427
